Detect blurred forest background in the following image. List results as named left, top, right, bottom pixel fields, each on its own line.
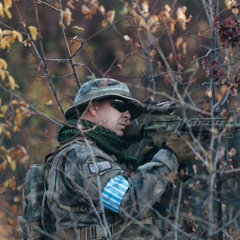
left=1, top=0, right=240, bottom=239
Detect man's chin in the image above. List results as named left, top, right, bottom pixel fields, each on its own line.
left=116, top=131, right=124, bottom=137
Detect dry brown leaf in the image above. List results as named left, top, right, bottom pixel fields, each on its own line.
left=142, top=1, right=149, bottom=13
left=19, top=154, right=30, bottom=164
left=182, top=42, right=187, bottom=54
left=67, top=1, right=75, bottom=10
left=28, top=26, right=38, bottom=41
left=150, top=49, right=157, bottom=61
left=123, top=35, right=131, bottom=41
left=44, top=100, right=53, bottom=106
left=98, top=5, right=105, bottom=14
left=59, top=20, right=66, bottom=29
left=10, top=160, right=16, bottom=171
left=63, top=8, right=72, bottom=26
left=72, top=26, right=84, bottom=32
left=0, top=3, right=4, bottom=17
left=11, top=99, right=18, bottom=106
left=0, top=159, right=8, bottom=171
left=8, top=75, right=19, bottom=90
left=176, top=6, right=188, bottom=30
left=0, top=58, right=7, bottom=69
left=106, top=10, right=115, bottom=25
left=176, top=37, right=183, bottom=50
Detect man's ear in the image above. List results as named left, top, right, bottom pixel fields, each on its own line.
left=88, top=101, right=98, bottom=116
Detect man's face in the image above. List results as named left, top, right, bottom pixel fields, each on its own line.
left=94, top=99, right=131, bottom=137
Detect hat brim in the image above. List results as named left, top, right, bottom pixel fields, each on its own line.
left=64, top=94, right=143, bottom=120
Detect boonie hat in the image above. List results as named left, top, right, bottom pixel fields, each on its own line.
left=64, top=78, right=144, bottom=120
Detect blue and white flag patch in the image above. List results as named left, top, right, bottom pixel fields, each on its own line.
left=88, top=161, right=112, bottom=174
left=102, top=175, right=129, bottom=213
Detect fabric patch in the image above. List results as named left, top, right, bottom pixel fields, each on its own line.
left=88, top=161, right=112, bottom=174
left=102, top=175, right=129, bottom=213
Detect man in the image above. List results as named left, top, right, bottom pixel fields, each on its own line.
left=26, top=78, right=195, bottom=239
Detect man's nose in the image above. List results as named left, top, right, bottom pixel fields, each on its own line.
left=122, top=110, right=131, bottom=120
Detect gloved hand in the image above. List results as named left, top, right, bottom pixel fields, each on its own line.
left=165, top=132, right=195, bottom=164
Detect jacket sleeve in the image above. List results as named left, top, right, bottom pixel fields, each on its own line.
left=117, top=149, right=178, bottom=219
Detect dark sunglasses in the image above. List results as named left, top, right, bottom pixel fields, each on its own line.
left=110, top=99, right=129, bottom=113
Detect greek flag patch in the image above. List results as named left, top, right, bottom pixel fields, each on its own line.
left=102, top=175, right=129, bottom=213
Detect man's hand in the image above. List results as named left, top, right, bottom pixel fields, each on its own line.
left=165, top=132, right=195, bottom=164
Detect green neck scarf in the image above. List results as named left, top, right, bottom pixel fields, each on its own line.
left=57, top=119, right=140, bottom=165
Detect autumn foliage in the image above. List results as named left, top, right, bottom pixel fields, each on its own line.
left=1, top=0, right=240, bottom=239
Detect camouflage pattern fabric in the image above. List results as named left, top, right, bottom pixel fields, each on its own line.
left=45, top=138, right=179, bottom=239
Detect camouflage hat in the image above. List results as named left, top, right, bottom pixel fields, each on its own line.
left=64, top=78, right=144, bottom=120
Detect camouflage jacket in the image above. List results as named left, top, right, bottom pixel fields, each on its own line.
left=45, top=138, right=179, bottom=237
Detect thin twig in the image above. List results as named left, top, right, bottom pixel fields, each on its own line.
left=0, top=84, right=63, bottom=127
left=33, top=0, right=65, bottom=114
left=58, top=0, right=81, bottom=88
left=35, top=0, right=60, bottom=13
